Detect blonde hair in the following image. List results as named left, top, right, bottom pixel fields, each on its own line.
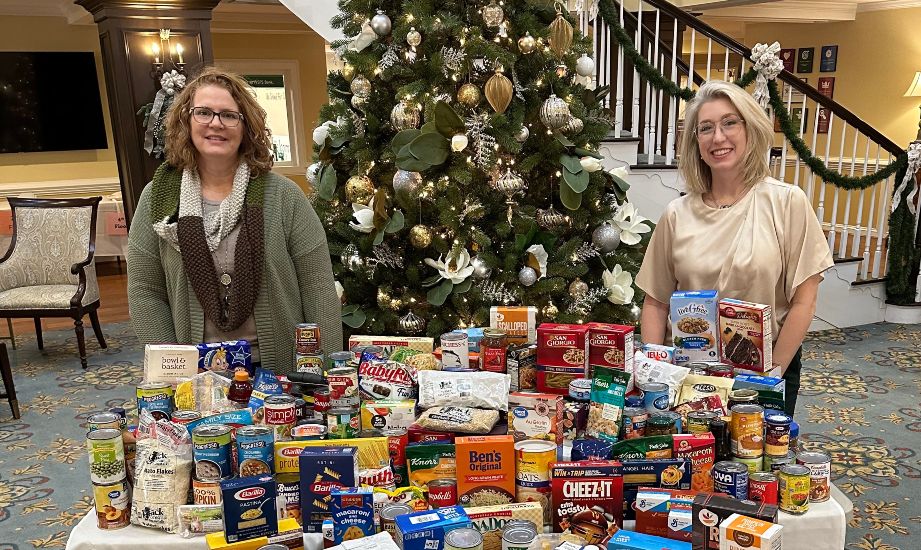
left=164, top=67, right=273, bottom=177
left=678, top=80, right=773, bottom=194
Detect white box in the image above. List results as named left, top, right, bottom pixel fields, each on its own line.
left=719, top=513, right=782, bottom=550
left=143, top=344, right=199, bottom=384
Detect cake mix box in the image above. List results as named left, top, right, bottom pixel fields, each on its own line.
left=718, top=513, right=783, bottom=550
left=670, top=291, right=719, bottom=365
left=692, top=494, right=778, bottom=550
left=508, top=391, right=564, bottom=445
left=455, top=436, right=516, bottom=508
left=330, top=487, right=375, bottom=544
left=298, top=446, right=359, bottom=532
left=550, top=460, right=623, bottom=544
left=718, top=299, right=773, bottom=373
left=489, top=306, right=538, bottom=345
left=587, top=322, right=635, bottom=379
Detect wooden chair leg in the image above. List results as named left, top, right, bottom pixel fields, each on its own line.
left=6, top=318, right=15, bottom=350
left=74, top=317, right=87, bottom=369
left=89, top=309, right=107, bottom=349
left=34, top=318, right=43, bottom=350
left=0, top=344, right=19, bottom=419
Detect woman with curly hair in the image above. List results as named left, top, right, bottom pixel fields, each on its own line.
left=127, top=67, right=342, bottom=373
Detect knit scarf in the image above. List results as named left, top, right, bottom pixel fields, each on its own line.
left=149, top=163, right=265, bottom=332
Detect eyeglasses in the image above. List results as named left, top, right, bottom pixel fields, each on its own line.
left=694, top=116, right=744, bottom=139
left=190, top=106, right=244, bottom=128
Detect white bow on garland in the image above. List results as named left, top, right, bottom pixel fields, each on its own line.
left=750, top=42, right=784, bottom=110
left=142, top=70, right=186, bottom=156
left=890, top=142, right=921, bottom=215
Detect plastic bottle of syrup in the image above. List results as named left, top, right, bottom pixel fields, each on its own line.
left=227, top=368, right=253, bottom=408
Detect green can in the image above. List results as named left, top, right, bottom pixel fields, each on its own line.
left=732, top=454, right=763, bottom=474
left=686, top=410, right=720, bottom=434
left=326, top=407, right=360, bottom=439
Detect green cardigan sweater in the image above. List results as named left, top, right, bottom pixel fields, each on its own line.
left=127, top=171, right=343, bottom=373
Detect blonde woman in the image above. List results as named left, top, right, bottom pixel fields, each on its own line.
left=636, top=80, right=833, bottom=414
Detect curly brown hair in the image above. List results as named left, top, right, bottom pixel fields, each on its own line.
left=164, top=66, right=273, bottom=177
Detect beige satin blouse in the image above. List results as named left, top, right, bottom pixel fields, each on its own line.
left=635, top=178, right=834, bottom=339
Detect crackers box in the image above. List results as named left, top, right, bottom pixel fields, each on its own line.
left=692, top=494, right=778, bottom=550
left=466, top=502, right=543, bottom=550
left=718, top=514, right=782, bottom=550
left=360, top=400, right=417, bottom=432
left=298, top=446, right=359, bottom=533
left=587, top=322, right=635, bottom=377
left=550, top=460, right=623, bottom=544
left=220, top=475, right=278, bottom=543
left=508, top=392, right=564, bottom=446
left=718, top=299, right=773, bottom=373
left=395, top=506, right=472, bottom=550
left=330, top=487, right=375, bottom=544
left=455, top=435, right=516, bottom=508
left=608, top=530, right=692, bottom=550
left=347, top=336, right=434, bottom=360
left=620, top=459, right=692, bottom=521
left=673, top=434, right=716, bottom=493
left=490, top=306, right=538, bottom=345
left=670, top=291, right=719, bottom=365
left=143, top=344, right=199, bottom=384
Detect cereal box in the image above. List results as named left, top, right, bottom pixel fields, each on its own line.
left=455, top=436, right=516, bottom=508
left=360, top=400, right=417, bottom=431
left=718, top=514, right=783, bottom=550
left=490, top=306, right=538, bottom=345
left=620, top=459, right=692, bottom=521
left=331, top=487, right=375, bottom=544
left=692, top=494, right=778, bottom=550
left=143, top=344, right=199, bottom=384
left=466, top=502, right=543, bottom=550
left=669, top=500, right=694, bottom=542
left=347, top=336, right=435, bottom=360
left=298, top=446, right=359, bottom=532
left=608, top=530, right=692, bottom=550
left=220, top=475, right=277, bottom=543
left=395, top=506, right=472, bottom=550
left=550, top=460, right=623, bottom=544
left=537, top=323, right=589, bottom=373
left=670, top=291, right=719, bottom=365
left=406, top=443, right=456, bottom=491
left=718, top=299, right=773, bottom=373
left=587, top=322, right=635, bottom=377
left=673, top=433, right=716, bottom=493
left=508, top=392, right=564, bottom=445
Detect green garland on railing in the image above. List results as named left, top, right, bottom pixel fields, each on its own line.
left=885, top=166, right=919, bottom=305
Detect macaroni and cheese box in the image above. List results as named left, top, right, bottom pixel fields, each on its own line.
left=718, top=299, right=773, bottom=373
left=673, top=434, right=716, bottom=493
left=395, top=506, right=472, bottom=550
left=670, top=291, right=719, bottom=365
left=718, top=513, right=783, bottom=550
left=490, top=306, right=538, bottom=345
left=330, top=487, right=375, bottom=544
left=298, top=446, right=359, bottom=533
left=692, top=494, right=778, bottom=550
left=608, top=530, right=692, bottom=550
left=455, top=435, right=516, bottom=508
left=360, top=400, right=417, bottom=432
left=220, top=475, right=278, bottom=543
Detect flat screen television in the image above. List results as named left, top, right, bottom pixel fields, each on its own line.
left=0, top=51, right=108, bottom=154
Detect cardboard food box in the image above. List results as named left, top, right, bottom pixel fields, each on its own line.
left=455, top=435, right=516, bottom=508
left=508, top=344, right=538, bottom=392
left=620, top=459, right=692, bottom=521
left=537, top=323, right=589, bottom=373
left=220, top=475, right=278, bottom=543
left=508, top=392, right=564, bottom=445
left=692, top=494, right=778, bottom=550
left=360, top=400, right=417, bottom=432
left=718, top=513, right=782, bottom=550
left=406, top=442, right=456, bottom=492
left=536, top=370, right=583, bottom=395
left=490, top=306, right=538, bottom=345
left=330, top=487, right=375, bottom=544
left=587, top=322, right=635, bottom=377
left=732, top=374, right=785, bottom=398
left=634, top=488, right=698, bottom=539
left=550, top=460, right=623, bottom=544
left=465, top=502, right=544, bottom=550
left=670, top=291, right=720, bottom=365
left=143, top=344, right=199, bottom=384
left=608, top=530, right=693, bottom=550
left=395, top=506, right=472, bottom=550
left=275, top=438, right=389, bottom=473
left=347, top=336, right=435, bottom=360
left=718, top=299, right=773, bottom=373
left=205, top=517, right=301, bottom=550
left=673, top=434, right=716, bottom=493
left=298, top=446, right=359, bottom=533
left=669, top=500, right=694, bottom=542
left=198, top=340, right=253, bottom=375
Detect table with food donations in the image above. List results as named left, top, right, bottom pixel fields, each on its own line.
left=68, top=297, right=852, bottom=550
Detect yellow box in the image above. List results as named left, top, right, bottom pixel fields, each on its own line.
left=360, top=400, right=417, bottom=431
left=207, top=518, right=302, bottom=550
left=274, top=437, right=389, bottom=473
left=465, top=502, right=544, bottom=550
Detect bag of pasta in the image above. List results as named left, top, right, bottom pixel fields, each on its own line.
left=587, top=366, right=631, bottom=442
left=131, top=410, right=194, bottom=533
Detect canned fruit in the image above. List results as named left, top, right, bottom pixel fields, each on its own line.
left=93, top=480, right=131, bottom=529
left=778, top=464, right=811, bottom=514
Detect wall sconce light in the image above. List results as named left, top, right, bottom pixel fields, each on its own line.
left=904, top=71, right=921, bottom=140
left=150, top=28, right=185, bottom=80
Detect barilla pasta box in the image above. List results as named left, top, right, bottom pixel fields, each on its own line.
left=586, top=322, right=635, bottom=378
left=621, top=459, right=692, bottom=521
left=198, top=340, right=253, bottom=376
left=360, top=400, right=417, bottom=432
left=508, top=391, right=564, bottom=445
left=455, top=435, right=516, bottom=508
left=718, top=299, right=773, bottom=373
left=673, top=433, right=716, bottom=493
left=550, top=460, right=623, bottom=544
left=395, top=506, right=472, bottom=550
left=693, top=494, right=778, bottom=550
left=635, top=488, right=697, bottom=539
left=330, top=487, right=375, bottom=544
left=143, top=344, right=199, bottom=385
left=347, top=336, right=435, bottom=360
left=718, top=513, right=782, bottom=550
left=298, top=446, right=359, bottom=533
left=220, top=475, right=278, bottom=543
left=490, top=306, right=538, bottom=345
left=608, top=529, right=692, bottom=550
left=670, top=291, right=719, bottom=365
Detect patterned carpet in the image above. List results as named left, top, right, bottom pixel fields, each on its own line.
left=0, top=322, right=918, bottom=549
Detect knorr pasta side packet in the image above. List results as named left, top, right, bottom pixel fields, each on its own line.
left=587, top=367, right=631, bottom=441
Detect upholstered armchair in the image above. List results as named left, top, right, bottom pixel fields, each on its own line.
left=0, top=197, right=107, bottom=369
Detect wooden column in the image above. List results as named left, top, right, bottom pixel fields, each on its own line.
left=76, top=0, right=221, bottom=221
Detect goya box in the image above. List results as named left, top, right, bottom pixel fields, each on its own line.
left=360, top=400, right=417, bottom=431
left=670, top=291, right=719, bottom=365
left=490, top=306, right=538, bottom=345
left=586, top=322, right=635, bottom=378
left=298, top=446, right=359, bottom=532
left=508, top=391, right=564, bottom=445
left=455, top=435, right=516, bottom=507
left=220, top=475, right=278, bottom=543
left=406, top=442, right=456, bottom=491
left=395, top=506, right=472, bottom=550
left=330, top=487, right=375, bottom=544
left=537, top=323, right=589, bottom=374
left=608, top=530, right=692, bottom=550
left=550, top=460, right=623, bottom=544
left=692, top=493, right=778, bottom=550
left=621, top=459, right=692, bottom=521
left=673, top=433, right=716, bottom=493
left=718, top=299, right=773, bottom=373
left=718, top=513, right=783, bottom=550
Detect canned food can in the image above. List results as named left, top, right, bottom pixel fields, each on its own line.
left=710, top=418, right=731, bottom=461
left=427, top=478, right=457, bottom=508
left=728, top=388, right=760, bottom=410
left=445, top=527, right=483, bottom=550
left=87, top=428, right=126, bottom=485
left=687, top=410, right=720, bottom=434
left=748, top=472, right=779, bottom=504
left=380, top=503, right=413, bottom=537
left=87, top=412, right=123, bottom=432
left=136, top=382, right=174, bottom=421
left=779, top=464, right=811, bottom=514
left=328, top=351, right=353, bottom=372
left=731, top=454, right=763, bottom=475
left=764, top=412, right=793, bottom=456
left=712, top=460, right=749, bottom=500
left=93, top=479, right=131, bottom=529
left=641, top=382, right=670, bottom=413
left=625, top=394, right=644, bottom=408
left=326, top=407, right=360, bottom=439
left=730, top=404, right=765, bottom=458
left=568, top=378, right=592, bottom=402
left=192, top=424, right=233, bottom=481
left=294, top=323, right=321, bottom=355
left=622, top=407, right=649, bottom=439
left=295, top=353, right=325, bottom=376
left=502, top=520, right=538, bottom=550
left=171, top=410, right=202, bottom=425
left=648, top=411, right=681, bottom=435
left=327, top=366, right=359, bottom=408
left=441, top=331, right=470, bottom=370
left=685, top=362, right=712, bottom=376
left=294, top=398, right=309, bottom=421
left=313, top=386, right=332, bottom=414
left=797, top=451, right=832, bottom=502
left=258, top=545, right=290, bottom=550
left=514, top=439, right=555, bottom=524
left=292, top=422, right=327, bottom=441
left=264, top=394, right=297, bottom=442
left=765, top=450, right=797, bottom=472
left=192, top=477, right=222, bottom=505
left=707, top=364, right=734, bottom=378
left=236, top=425, right=274, bottom=476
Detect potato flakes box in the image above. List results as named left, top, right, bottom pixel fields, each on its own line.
left=508, top=391, right=564, bottom=446
left=490, top=306, right=538, bottom=345
left=455, top=436, right=516, bottom=508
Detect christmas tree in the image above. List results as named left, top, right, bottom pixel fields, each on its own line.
left=310, top=0, right=652, bottom=337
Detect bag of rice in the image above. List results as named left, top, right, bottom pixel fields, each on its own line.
left=414, top=407, right=500, bottom=435
left=587, top=366, right=631, bottom=441
left=131, top=410, right=194, bottom=533
left=417, top=370, right=510, bottom=411
left=633, top=351, right=690, bottom=408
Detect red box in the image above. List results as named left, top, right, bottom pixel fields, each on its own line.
left=407, top=425, right=455, bottom=444
left=635, top=488, right=698, bottom=540
left=673, top=434, right=716, bottom=493
left=587, top=322, right=635, bottom=377
left=537, top=324, right=589, bottom=373
left=550, top=460, right=623, bottom=545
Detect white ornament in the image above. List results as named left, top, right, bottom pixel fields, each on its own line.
left=576, top=55, right=596, bottom=77
left=406, top=27, right=422, bottom=47
left=348, top=23, right=378, bottom=52
left=526, top=244, right=548, bottom=279
left=371, top=11, right=392, bottom=36
left=518, top=266, right=538, bottom=287
left=306, top=162, right=322, bottom=185
left=602, top=264, right=635, bottom=305
left=451, top=134, right=469, bottom=152
left=515, top=126, right=530, bottom=143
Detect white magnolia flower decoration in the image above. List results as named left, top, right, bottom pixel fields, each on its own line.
left=611, top=202, right=651, bottom=245
left=334, top=281, right=344, bottom=301
left=451, top=134, right=469, bottom=152
left=313, top=120, right=338, bottom=146
left=349, top=197, right=376, bottom=233
left=602, top=264, right=635, bottom=305
left=610, top=165, right=630, bottom=180
left=348, top=22, right=378, bottom=52
left=425, top=248, right=475, bottom=284
left=580, top=156, right=603, bottom=173
left=526, top=244, right=548, bottom=279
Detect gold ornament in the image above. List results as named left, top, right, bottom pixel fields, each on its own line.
left=399, top=310, right=426, bottom=334
left=485, top=68, right=513, bottom=114
left=390, top=297, right=404, bottom=310
left=350, top=74, right=372, bottom=98
left=409, top=224, right=433, bottom=249
left=345, top=175, right=375, bottom=204
left=549, top=4, right=574, bottom=59
left=406, top=27, right=422, bottom=47
left=518, top=32, right=537, bottom=54
left=341, top=63, right=356, bottom=81
left=457, top=83, right=481, bottom=107
left=536, top=206, right=568, bottom=229
left=377, top=287, right=392, bottom=308
left=542, top=301, right=559, bottom=320
left=569, top=278, right=589, bottom=298
left=560, top=116, right=584, bottom=135
left=390, top=101, right=421, bottom=131
left=555, top=64, right=568, bottom=78
left=482, top=0, right=505, bottom=28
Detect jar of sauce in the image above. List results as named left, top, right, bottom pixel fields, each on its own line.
left=479, top=329, right=508, bottom=373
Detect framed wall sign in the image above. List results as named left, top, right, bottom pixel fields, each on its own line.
left=818, top=77, right=835, bottom=99
left=780, top=49, right=796, bottom=72
left=820, top=45, right=838, bottom=72
left=797, top=48, right=815, bottom=73
left=817, top=108, right=830, bottom=134
left=792, top=107, right=808, bottom=133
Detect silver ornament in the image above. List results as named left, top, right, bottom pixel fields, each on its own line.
left=392, top=169, right=422, bottom=198
left=399, top=310, right=426, bottom=334
left=351, top=95, right=368, bottom=109
left=390, top=101, right=421, bottom=130
left=350, top=74, right=372, bottom=98
left=494, top=169, right=526, bottom=199
left=471, top=255, right=492, bottom=279
left=518, top=266, right=538, bottom=287
left=630, top=304, right=642, bottom=321
left=540, top=94, right=571, bottom=130
left=406, top=27, right=422, bottom=47
left=569, top=278, right=589, bottom=298
left=306, top=162, right=321, bottom=185
left=591, top=223, right=621, bottom=253
left=576, top=54, right=596, bottom=77
left=536, top=207, right=568, bottom=229
left=515, top=125, right=530, bottom=143
left=482, top=0, right=505, bottom=28
left=560, top=116, right=584, bottom=135
left=341, top=244, right=364, bottom=271
left=370, top=10, right=392, bottom=36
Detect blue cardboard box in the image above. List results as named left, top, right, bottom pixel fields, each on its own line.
left=669, top=291, right=719, bottom=364
left=330, top=487, right=375, bottom=544
left=395, top=506, right=472, bottom=550
left=733, top=373, right=786, bottom=398
left=299, top=446, right=359, bottom=533
left=198, top=339, right=253, bottom=376
left=220, top=475, right=277, bottom=543
left=607, top=529, right=692, bottom=550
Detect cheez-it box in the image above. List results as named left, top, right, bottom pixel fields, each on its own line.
left=550, top=460, right=623, bottom=545
left=587, top=322, right=634, bottom=377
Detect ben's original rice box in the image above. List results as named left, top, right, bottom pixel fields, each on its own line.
left=608, top=530, right=692, bottom=550
left=360, top=400, right=417, bottom=432
left=466, top=502, right=543, bottom=550
left=586, top=322, right=635, bottom=377
left=693, top=494, right=778, bottom=550
left=455, top=436, right=516, bottom=508
left=718, top=513, right=783, bottom=550
left=508, top=392, right=564, bottom=445
left=550, top=460, right=623, bottom=544
left=395, top=506, right=472, bottom=550
left=490, top=306, right=538, bottom=345
left=348, top=336, right=434, bottom=360
left=330, top=487, right=375, bottom=544
left=673, top=433, right=716, bottom=492
left=298, top=446, right=359, bottom=533
left=670, top=291, right=719, bottom=365
left=718, top=299, right=772, bottom=373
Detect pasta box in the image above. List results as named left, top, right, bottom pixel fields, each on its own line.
left=608, top=530, right=692, bottom=550
left=718, top=299, right=773, bottom=373
left=455, top=435, right=516, bottom=508
left=620, top=459, right=692, bottom=521
left=508, top=391, right=564, bottom=445
left=670, top=291, right=719, bottom=365
left=586, top=322, right=635, bottom=376
left=330, top=487, right=375, bottom=544
left=692, top=494, right=778, bottom=550
left=550, top=460, right=623, bottom=544
left=489, top=306, right=538, bottom=345
left=298, top=446, right=359, bottom=533
left=537, top=323, right=589, bottom=373
left=220, top=475, right=278, bottom=543
left=395, top=506, right=472, bottom=550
